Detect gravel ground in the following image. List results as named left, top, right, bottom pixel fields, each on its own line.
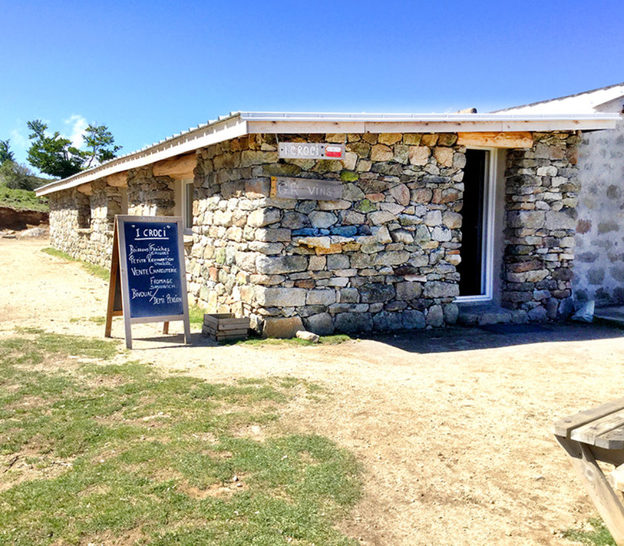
left=3, top=238, right=624, bottom=545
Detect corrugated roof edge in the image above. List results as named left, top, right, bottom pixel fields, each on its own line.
left=35, top=110, right=620, bottom=197
left=493, top=82, right=624, bottom=113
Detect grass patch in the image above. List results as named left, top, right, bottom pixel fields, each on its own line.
left=0, top=186, right=48, bottom=212
left=189, top=305, right=205, bottom=326
left=41, top=247, right=110, bottom=281
left=237, top=334, right=352, bottom=347
left=0, top=331, right=360, bottom=545
left=563, top=518, right=615, bottom=545
left=69, top=316, right=106, bottom=325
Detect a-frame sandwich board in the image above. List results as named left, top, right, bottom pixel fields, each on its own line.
left=105, top=215, right=191, bottom=349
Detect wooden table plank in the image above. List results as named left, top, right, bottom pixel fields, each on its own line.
left=572, top=409, right=624, bottom=446
left=595, top=425, right=624, bottom=450
left=557, top=437, right=624, bottom=545
left=553, top=398, right=624, bottom=438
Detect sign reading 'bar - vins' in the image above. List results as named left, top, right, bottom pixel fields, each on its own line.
left=105, top=215, right=191, bottom=349
left=278, top=142, right=344, bottom=160
left=271, top=176, right=343, bottom=201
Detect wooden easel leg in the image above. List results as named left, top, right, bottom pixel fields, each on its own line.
left=557, top=436, right=624, bottom=545
left=163, top=322, right=169, bottom=334
left=124, top=320, right=133, bottom=350
left=105, top=225, right=120, bottom=338
left=183, top=317, right=191, bottom=345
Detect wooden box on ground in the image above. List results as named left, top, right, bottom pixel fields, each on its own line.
left=202, top=313, right=250, bottom=342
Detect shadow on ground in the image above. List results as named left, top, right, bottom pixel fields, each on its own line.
left=365, top=322, right=624, bottom=354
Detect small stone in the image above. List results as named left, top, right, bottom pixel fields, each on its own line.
left=423, top=281, right=459, bottom=299
left=247, top=208, right=280, bottom=227
left=370, top=211, right=395, bottom=225
left=391, top=229, right=414, bottom=244
left=408, top=146, right=430, bottom=166
left=372, top=225, right=392, bottom=243
left=389, top=183, right=410, bottom=206
left=424, top=210, right=442, bottom=227
left=296, top=330, right=320, bottom=343
left=442, top=212, right=462, bottom=229
left=378, top=133, right=403, bottom=145
left=307, top=289, right=336, bottom=306
left=255, top=255, right=308, bottom=275
left=309, top=255, right=326, bottom=270
left=255, top=287, right=306, bottom=307
left=371, top=144, right=394, bottom=161
left=309, top=211, right=338, bottom=228
left=263, top=316, right=304, bottom=338
left=305, top=313, right=334, bottom=335
left=433, top=147, right=453, bottom=167
left=537, top=166, right=557, bottom=177
left=426, top=305, right=444, bottom=326
left=396, top=281, right=422, bottom=300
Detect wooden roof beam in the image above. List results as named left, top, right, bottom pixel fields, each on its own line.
left=152, top=153, right=197, bottom=180
left=107, top=172, right=128, bottom=187
left=457, top=131, right=533, bottom=148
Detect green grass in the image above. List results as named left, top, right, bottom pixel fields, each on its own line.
left=236, top=334, right=352, bottom=347
left=0, top=186, right=48, bottom=212
left=41, top=247, right=110, bottom=281
left=0, top=330, right=360, bottom=545
left=70, top=316, right=106, bottom=325
left=189, top=305, right=205, bottom=326
left=563, top=518, right=615, bottom=545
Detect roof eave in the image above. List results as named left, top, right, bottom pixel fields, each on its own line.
left=35, top=112, right=620, bottom=198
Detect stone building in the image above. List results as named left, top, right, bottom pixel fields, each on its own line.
left=36, top=111, right=618, bottom=336
left=499, top=83, right=624, bottom=307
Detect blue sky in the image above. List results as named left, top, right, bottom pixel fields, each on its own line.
left=1, top=0, right=623, bottom=169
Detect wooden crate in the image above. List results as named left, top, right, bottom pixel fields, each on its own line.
left=202, top=313, right=250, bottom=342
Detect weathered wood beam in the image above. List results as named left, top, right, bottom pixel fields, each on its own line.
left=457, top=131, right=533, bottom=148
left=152, top=154, right=197, bottom=180
left=107, top=172, right=128, bottom=187
left=76, top=183, right=93, bottom=195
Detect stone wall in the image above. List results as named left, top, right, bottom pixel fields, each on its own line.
left=501, top=132, right=580, bottom=321
left=49, top=183, right=125, bottom=268
left=187, top=133, right=466, bottom=334
left=127, top=168, right=175, bottom=216
left=574, top=118, right=624, bottom=305
left=47, top=129, right=583, bottom=335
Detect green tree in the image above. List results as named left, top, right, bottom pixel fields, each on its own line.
left=26, top=119, right=122, bottom=178
left=0, top=160, right=48, bottom=191
left=82, top=124, right=122, bottom=168
left=26, top=120, right=83, bottom=178
left=0, top=139, right=14, bottom=164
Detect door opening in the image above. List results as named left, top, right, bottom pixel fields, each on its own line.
left=458, top=149, right=491, bottom=298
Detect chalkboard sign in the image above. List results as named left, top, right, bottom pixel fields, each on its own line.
left=105, top=215, right=191, bottom=349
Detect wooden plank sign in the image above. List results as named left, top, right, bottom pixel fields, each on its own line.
left=278, top=142, right=344, bottom=160
left=105, top=215, right=191, bottom=349
left=270, top=176, right=343, bottom=201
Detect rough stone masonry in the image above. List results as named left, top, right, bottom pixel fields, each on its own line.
left=48, top=130, right=580, bottom=336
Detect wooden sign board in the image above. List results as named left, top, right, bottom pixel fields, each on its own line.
left=105, top=215, right=191, bottom=349
left=270, top=176, right=343, bottom=201
left=278, top=142, right=344, bottom=160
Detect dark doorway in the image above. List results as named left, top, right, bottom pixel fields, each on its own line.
left=458, top=149, right=488, bottom=296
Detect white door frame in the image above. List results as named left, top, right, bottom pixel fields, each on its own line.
left=455, top=147, right=497, bottom=304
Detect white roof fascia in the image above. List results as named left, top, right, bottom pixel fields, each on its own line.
left=244, top=113, right=618, bottom=134
left=36, top=111, right=619, bottom=197
left=37, top=116, right=248, bottom=196
left=496, top=83, right=624, bottom=114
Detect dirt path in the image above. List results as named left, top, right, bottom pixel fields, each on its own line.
left=3, top=238, right=624, bottom=544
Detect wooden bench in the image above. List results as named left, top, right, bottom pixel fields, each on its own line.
left=554, top=399, right=624, bottom=545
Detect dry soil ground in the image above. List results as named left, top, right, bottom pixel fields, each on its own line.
left=2, top=238, right=624, bottom=545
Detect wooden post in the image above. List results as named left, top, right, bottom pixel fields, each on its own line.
left=557, top=436, right=624, bottom=545
left=105, top=223, right=120, bottom=338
